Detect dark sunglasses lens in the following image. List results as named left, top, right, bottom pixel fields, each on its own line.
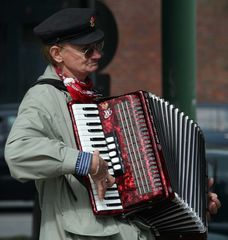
left=85, top=48, right=94, bottom=58
left=84, top=42, right=104, bottom=58
left=96, top=42, right=104, bottom=52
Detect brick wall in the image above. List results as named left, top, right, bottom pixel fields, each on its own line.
left=197, top=0, right=228, bottom=103
left=102, top=0, right=162, bottom=96
left=101, top=0, right=227, bottom=103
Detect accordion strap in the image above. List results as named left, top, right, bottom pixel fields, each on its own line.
left=32, top=78, right=87, bottom=191
left=32, top=78, right=67, bottom=91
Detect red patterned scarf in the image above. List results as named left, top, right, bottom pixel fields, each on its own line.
left=55, top=67, right=102, bottom=103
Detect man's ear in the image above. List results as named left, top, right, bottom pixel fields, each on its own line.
left=49, top=45, right=63, bottom=63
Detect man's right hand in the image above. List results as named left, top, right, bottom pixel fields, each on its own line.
left=89, top=150, right=115, bottom=200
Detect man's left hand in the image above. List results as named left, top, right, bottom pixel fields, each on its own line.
left=207, top=178, right=222, bottom=220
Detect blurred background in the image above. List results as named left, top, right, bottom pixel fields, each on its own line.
left=0, top=0, right=227, bottom=239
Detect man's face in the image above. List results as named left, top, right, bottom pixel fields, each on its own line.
left=58, top=42, right=103, bottom=80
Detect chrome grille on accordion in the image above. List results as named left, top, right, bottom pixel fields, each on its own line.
left=68, top=91, right=208, bottom=238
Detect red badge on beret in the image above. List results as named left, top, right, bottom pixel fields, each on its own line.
left=90, top=16, right=95, bottom=27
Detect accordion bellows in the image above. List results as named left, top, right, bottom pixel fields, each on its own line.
left=68, top=91, right=208, bottom=239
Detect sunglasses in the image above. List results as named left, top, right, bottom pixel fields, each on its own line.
left=79, top=41, right=104, bottom=58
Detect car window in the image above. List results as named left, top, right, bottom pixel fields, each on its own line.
left=197, top=106, right=228, bottom=132
left=0, top=114, right=16, bottom=141
left=0, top=112, right=17, bottom=167
left=6, top=115, right=16, bottom=132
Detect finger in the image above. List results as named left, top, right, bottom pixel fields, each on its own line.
left=209, top=193, right=221, bottom=209
left=106, top=174, right=115, bottom=188
left=208, top=201, right=218, bottom=215
left=96, top=181, right=105, bottom=200
left=208, top=192, right=217, bottom=199
left=100, top=158, right=108, bottom=170
left=93, top=149, right=100, bottom=159
left=212, top=198, right=222, bottom=209
left=208, top=178, right=214, bottom=189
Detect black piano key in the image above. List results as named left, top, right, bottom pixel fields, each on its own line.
left=106, top=187, right=118, bottom=192
left=104, top=196, right=120, bottom=200
left=86, top=122, right=101, bottom=126
left=100, top=150, right=109, bottom=154
left=106, top=203, right=122, bottom=207
left=90, top=137, right=106, bottom=141
left=88, top=129, right=103, bottom=132
left=92, top=144, right=107, bottom=148
left=84, top=114, right=99, bottom=117
left=82, top=107, right=98, bottom=110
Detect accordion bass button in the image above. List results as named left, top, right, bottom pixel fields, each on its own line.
left=107, top=143, right=116, bottom=150
left=109, top=151, right=117, bottom=157
left=108, top=169, right=114, bottom=175
left=111, top=157, right=120, bottom=164
left=113, top=164, right=121, bottom=170
left=106, top=136, right=114, bottom=143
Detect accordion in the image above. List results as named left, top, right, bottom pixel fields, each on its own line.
left=68, top=91, right=208, bottom=239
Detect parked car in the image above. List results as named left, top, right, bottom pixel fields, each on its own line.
left=0, top=104, right=36, bottom=211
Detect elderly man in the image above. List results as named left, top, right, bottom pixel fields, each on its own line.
left=5, top=8, right=220, bottom=240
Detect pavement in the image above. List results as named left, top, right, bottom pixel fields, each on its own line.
left=0, top=213, right=32, bottom=238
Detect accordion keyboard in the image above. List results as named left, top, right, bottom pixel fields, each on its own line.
left=71, top=104, right=123, bottom=211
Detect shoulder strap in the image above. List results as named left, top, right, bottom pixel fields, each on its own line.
left=32, top=79, right=67, bottom=92
left=33, top=78, right=88, bottom=189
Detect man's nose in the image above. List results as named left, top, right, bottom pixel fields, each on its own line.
left=93, top=49, right=103, bottom=58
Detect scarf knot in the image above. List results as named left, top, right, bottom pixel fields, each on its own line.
left=55, top=67, right=102, bottom=103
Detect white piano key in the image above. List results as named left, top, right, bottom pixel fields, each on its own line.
left=96, top=203, right=123, bottom=211
left=94, top=196, right=121, bottom=205
left=79, top=136, right=105, bottom=143
left=77, top=125, right=103, bottom=131
left=105, top=190, right=120, bottom=197
left=91, top=182, right=118, bottom=190
left=107, top=143, right=116, bottom=150
left=92, top=145, right=108, bottom=149
left=107, top=183, right=118, bottom=189
left=82, top=146, right=108, bottom=152
left=73, top=109, right=99, bottom=115
left=99, top=153, right=110, bottom=159
left=78, top=130, right=105, bottom=136
left=73, top=105, right=98, bottom=110
left=79, top=140, right=107, bottom=147
left=72, top=104, right=98, bottom=109
left=93, top=190, right=120, bottom=198
left=73, top=114, right=100, bottom=121
left=74, top=119, right=101, bottom=126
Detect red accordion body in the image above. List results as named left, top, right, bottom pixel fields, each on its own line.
left=68, top=91, right=207, bottom=238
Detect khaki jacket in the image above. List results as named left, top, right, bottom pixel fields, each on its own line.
left=5, top=65, right=154, bottom=240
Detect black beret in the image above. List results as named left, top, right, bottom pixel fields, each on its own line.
left=33, top=8, right=104, bottom=45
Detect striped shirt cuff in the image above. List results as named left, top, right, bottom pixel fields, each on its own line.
left=75, top=151, right=92, bottom=176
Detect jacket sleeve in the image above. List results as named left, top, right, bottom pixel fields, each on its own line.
left=4, top=89, right=78, bottom=182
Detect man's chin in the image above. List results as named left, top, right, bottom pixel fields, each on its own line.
left=89, top=64, right=99, bottom=71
